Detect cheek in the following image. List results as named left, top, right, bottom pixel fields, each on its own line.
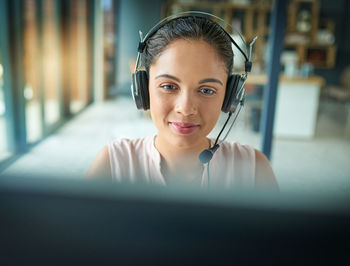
left=206, top=106, right=222, bottom=126
left=200, top=97, right=224, bottom=128
left=149, top=88, right=172, bottom=121
left=203, top=93, right=224, bottom=113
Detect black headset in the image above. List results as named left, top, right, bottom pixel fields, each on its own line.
left=131, top=11, right=256, bottom=114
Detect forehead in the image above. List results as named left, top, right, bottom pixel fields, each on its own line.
left=149, top=39, right=228, bottom=79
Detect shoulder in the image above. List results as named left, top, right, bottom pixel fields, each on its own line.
left=254, top=149, right=279, bottom=191
left=218, top=141, right=255, bottom=159
left=216, top=141, right=278, bottom=190
left=211, top=141, right=255, bottom=187
left=109, top=136, right=153, bottom=151
left=86, top=145, right=112, bottom=180
left=108, top=137, right=154, bottom=163
left=86, top=137, right=153, bottom=180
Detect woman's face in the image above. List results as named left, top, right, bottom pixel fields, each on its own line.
left=148, top=39, right=228, bottom=148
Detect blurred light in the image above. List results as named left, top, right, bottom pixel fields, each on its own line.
left=0, top=64, right=3, bottom=78
left=24, top=84, right=34, bottom=100
left=0, top=101, right=4, bottom=116
left=103, top=0, right=112, bottom=10
left=0, top=63, right=4, bottom=115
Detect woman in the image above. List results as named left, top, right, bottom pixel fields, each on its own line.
left=87, top=14, right=278, bottom=190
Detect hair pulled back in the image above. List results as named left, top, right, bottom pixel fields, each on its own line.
left=144, top=16, right=233, bottom=75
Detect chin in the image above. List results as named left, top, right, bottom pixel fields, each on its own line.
left=169, top=131, right=206, bottom=147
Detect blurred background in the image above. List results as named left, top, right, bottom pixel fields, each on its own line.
left=0, top=0, right=349, bottom=194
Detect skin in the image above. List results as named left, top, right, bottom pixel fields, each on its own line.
left=87, top=39, right=279, bottom=190
left=149, top=39, right=227, bottom=184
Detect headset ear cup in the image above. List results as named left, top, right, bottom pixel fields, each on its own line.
left=135, top=70, right=149, bottom=110
left=132, top=72, right=142, bottom=109
left=222, top=75, right=240, bottom=113
left=140, top=71, right=150, bottom=110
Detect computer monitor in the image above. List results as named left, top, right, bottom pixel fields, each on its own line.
left=1, top=174, right=349, bottom=265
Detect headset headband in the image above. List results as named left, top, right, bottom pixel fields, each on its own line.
left=135, top=11, right=256, bottom=75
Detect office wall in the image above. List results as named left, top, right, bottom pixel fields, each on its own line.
left=115, top=0, right=163, bottom=95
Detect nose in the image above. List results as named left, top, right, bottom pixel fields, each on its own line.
left=174, top=91, right=198, bottom=116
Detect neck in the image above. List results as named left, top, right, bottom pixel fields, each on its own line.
left=154, top=135, right=210, bottom=183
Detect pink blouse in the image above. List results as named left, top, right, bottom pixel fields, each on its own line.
left=108, top=136, right=256, bottom=188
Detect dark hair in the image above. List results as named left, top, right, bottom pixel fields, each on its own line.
left=144, top=16, right=233, bottom=75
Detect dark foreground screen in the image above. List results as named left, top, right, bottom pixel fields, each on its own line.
left=0, top=175, right=349, bottom=265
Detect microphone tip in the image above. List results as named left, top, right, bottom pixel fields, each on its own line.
left=199, top=149, right=213, bottom=164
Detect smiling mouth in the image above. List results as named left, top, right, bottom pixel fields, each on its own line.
left=169, top=122, right=199, bottom=135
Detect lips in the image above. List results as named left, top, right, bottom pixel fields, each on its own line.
left=169, top=122, right=199, bottom=135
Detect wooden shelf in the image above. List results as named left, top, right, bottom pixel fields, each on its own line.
left=163, top=0, right=273, bottom=70
left=285, top=0, right=336, bottom=68
left=247, top=74, right=325, bottom=87
left=298, top=44, right=337, bottom=68
left=163, top=0, right=336, bottom=70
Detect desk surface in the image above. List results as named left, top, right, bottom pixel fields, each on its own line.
left=247, top=74, right=325, bottom=87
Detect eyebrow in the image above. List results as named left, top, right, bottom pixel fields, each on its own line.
left=155, top=74, right=181, bottom=82
left=155, top=74, right=223, bottom=86
left=198, top=78, right=223, bottom=86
